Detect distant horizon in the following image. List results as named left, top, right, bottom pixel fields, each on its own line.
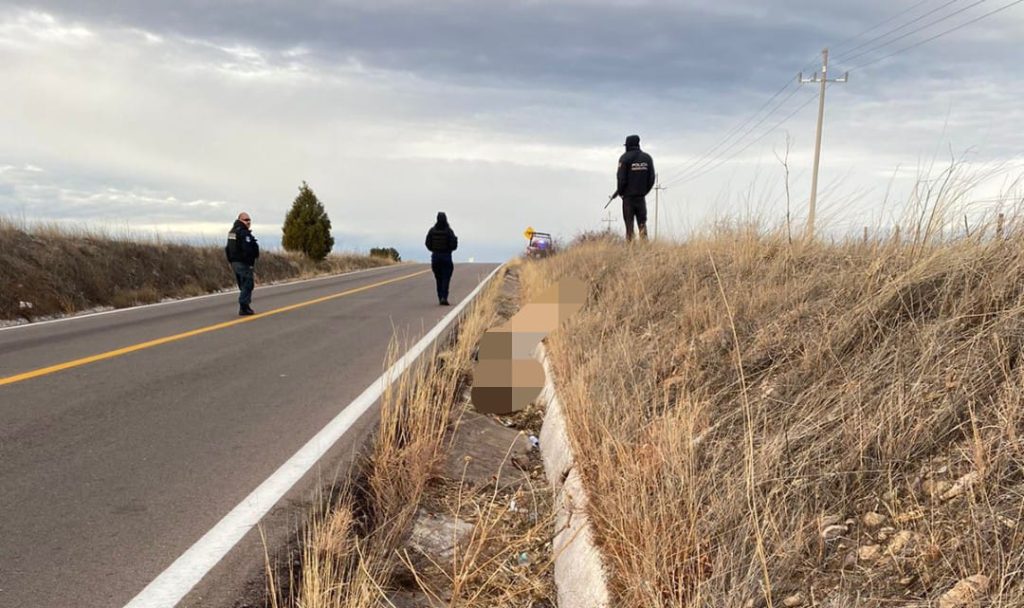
left=0, top=211, right=512, bottom=263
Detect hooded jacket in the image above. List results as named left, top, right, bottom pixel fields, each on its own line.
left=615, top=135, right=656, bottom=199
left=225, top=219, right=260, bottom=266
left=425, top=212, right=458, bottom=255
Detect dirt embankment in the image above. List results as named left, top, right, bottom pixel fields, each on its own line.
left=0, top=220, right=395, bottom=320
left=519, top=231, right=1024, bottom=607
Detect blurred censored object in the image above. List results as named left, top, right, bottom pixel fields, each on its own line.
left=472, top=278, right=587, bottom=415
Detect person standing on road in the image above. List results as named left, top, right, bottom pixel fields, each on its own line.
left=226, top=212, right=260, bottom=316
left=425, top=212, right=458, bottom=306
left=611, top=134, right=656, bottom=241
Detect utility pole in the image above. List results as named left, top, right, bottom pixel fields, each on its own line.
left=653, top=181, right=666, bottom=240
left=602, top=210, right=615, bottom=233
left=799, top=48, right=848, bottom=240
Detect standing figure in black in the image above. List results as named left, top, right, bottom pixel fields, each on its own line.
left=225, top=212, right=259, bottom=315
left=612, top=134, right=656, bottom=241
left=425, top=212, right=458, bottom=306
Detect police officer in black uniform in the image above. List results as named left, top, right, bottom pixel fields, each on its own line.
left=225, top=212, right=260, bottom=315
left=612, top=134, right=656, bottom=241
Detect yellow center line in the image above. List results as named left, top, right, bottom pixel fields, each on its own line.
left=0, top=269, right=431, bottom=388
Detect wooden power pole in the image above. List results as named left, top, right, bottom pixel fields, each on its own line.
left=800, top=48, right=848, bottom=240
left=602, top=210, right=615, bottom=233
left=653, top=181, right=666, bottom=240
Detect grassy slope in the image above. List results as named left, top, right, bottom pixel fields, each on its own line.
left=0, top=220, right=394, bottom=320
left=520, top=231, right=1024, bottom=607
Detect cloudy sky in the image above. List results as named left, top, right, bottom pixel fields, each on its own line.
left=1, top=1, right=1022, bottom=261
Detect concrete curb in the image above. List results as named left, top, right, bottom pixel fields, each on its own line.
left=536, top=341, right=611, bottom=608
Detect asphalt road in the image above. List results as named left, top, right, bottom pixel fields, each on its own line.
left=0, top=262, right=499, bottom=608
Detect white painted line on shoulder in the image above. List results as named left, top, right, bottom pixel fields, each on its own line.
left=121, top=264, right=502, bottom=608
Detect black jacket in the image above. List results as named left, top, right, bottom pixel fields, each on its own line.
left=616, top=144, right=656, bottom=199
left=226, top=220, right=260, bottom=266
left=425, top=213, right=458, bottom=255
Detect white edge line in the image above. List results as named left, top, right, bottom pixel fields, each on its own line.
left=0, top=264, right=408, bottom=333
left=122, top=264, right=503, bottom=608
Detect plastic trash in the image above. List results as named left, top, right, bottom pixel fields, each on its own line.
left=517, top=552, right=530, bottom=566
left=528, top=435, right=540, bottom=449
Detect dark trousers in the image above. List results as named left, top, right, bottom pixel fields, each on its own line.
left=431, top=253, right=454, bottom=302
left=622, top=197, right=648, bottom=241
left=231, top=262, right=254, bottom=307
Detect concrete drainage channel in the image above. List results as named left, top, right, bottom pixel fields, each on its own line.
left=536, top=341, right=611, bottom=608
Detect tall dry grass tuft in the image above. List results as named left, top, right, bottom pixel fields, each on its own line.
left=276, top=266, right=511, bottom=608
left=520, top=210, right=1024, bottom=605
left=0, top=217, right=395, bottom=320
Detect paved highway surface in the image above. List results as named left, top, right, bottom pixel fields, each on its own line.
left=0, top=262, right=499, bottom=607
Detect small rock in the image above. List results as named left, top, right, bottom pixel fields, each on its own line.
left=858, top=544, right=882, bottom=562
left=843, top=551, right=858, bottom=569
left=409, top=509, right=474, bottom=561
left=863, top=512, right=886, bottom=528
left=783, top=593, right=804, bottom=607
left=938, top=574, right=989, bottom=608
left=877, top=526, right=896, bottom=542
left=896, top=508, right=924, bottom=523
left=941, top=472, right=981, bottom=501
left=923, top=478, right=952, bottom=501
left=887, top=530, right=919, bottom=556
left=822, top=524, right=848, bottom=541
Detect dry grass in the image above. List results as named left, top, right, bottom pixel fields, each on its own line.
left=519, top=213, right=1024, bottom=606
left=0, top=217, right=395, bottom=320
left=395, top=441, right=556, bottom=608
left=272, top=265, right=554, bottom=608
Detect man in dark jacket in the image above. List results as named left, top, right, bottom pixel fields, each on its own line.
left=612, top=134, right=656, bottom=241
left=225, top=212, right=260, bottom=315
left=425, top=212, right=458, bottom=306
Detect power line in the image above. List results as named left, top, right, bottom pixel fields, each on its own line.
left=664, top=91, right=820, bottom=188
left=659, top=80, right=797, bottom=185
left=847, top=0, right=1024, bottom=71
left=665, top=85, right=804, bottom=185
left=658, top=53, right=823, bottom=186
left=655, top=0, right=1022, bottom=192
left=833, top=0, right=964, bottom=61
left=830, top=0, right=943, bottom=54
left=837, top=0, right=989, bottom=66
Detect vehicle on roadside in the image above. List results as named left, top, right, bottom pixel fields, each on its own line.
left=526, top=231, right=555, bottom=258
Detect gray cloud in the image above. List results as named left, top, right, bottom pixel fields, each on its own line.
left=1, top=0, right=1022, bottom=258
